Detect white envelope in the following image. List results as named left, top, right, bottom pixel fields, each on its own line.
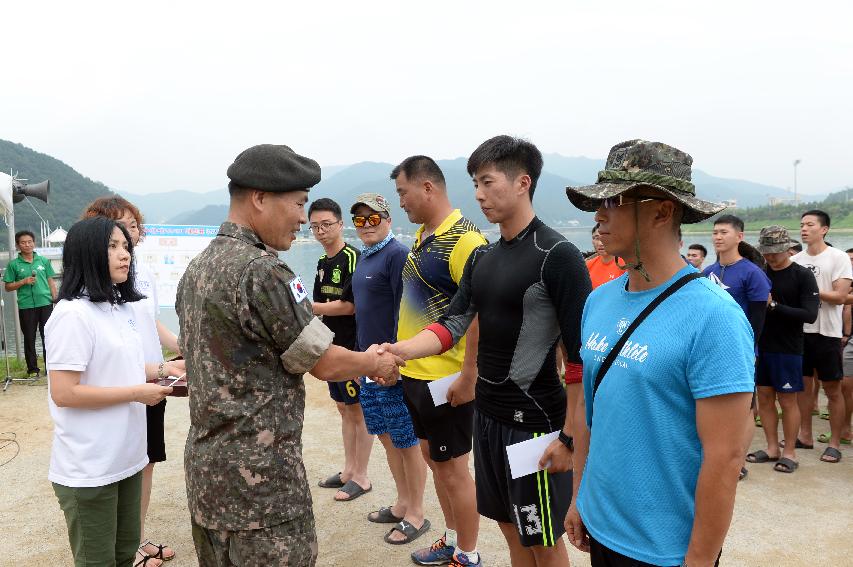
left=505, top=431, right=560, bottom=480
left=427, top=372, right=461, bottom=406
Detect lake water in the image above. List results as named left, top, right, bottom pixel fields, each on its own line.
left=156, top=228, right=853, bottom=334
left=6, top=228, right=852, bottom=352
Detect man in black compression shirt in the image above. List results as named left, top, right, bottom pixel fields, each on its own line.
left=752, top=226, right=819, bottom=473
left=382, top=136, right=592, bottom=567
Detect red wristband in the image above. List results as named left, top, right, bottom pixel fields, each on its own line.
left=425, top=323, right=453, bottom=353
left=564, top=362, right=583, bottom=384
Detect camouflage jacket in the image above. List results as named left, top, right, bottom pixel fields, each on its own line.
left=176, top=222, right=333, bottom=530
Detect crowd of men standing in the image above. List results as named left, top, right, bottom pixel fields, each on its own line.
left=168, top=137, right=757, bottom=567
left=36, top=135, right=850, bottom=567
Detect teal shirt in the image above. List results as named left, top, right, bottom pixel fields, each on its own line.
left=4, top=253, right=56, bottom=309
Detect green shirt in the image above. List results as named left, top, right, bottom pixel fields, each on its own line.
left=4, top=253, right=56, bottom=309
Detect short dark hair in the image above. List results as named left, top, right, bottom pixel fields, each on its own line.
left=390, top=155, right=446, bottom=187
left=714, top=214, right=745, bottom=232
left=688, top=244, right=708, bottom=257
left=308, top=197, right=342, bottom=221
left=467, top=135, right=543, bottom=200
left=14, top=230, right=36, bottom=245
left=228, top=181, right=249, bottom=198
left=591, top=223, right=600, bottom=234
left=790, top=242, right=803, bottom=253
left=57, top=217, right=145, bottom=305
left=802, top=209, right=830, bottom=228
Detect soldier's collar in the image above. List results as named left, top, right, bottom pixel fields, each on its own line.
left=218, top=221, right=265, bottom=249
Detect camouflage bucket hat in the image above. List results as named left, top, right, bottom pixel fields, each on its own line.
left=757, top=225, right=793, bottom=254
left=565, top=140, right=727, bottom=224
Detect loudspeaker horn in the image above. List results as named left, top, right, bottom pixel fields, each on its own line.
left=12, top=180, right=50, bottom=204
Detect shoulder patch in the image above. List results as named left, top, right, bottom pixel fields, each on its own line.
left=289, top=276, right=309, bottom=303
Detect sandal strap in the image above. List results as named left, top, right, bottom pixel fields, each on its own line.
left=140, top=540, right=169, bottom=560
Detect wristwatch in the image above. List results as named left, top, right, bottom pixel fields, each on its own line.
left=769, top=300, right=777, bottom=311
left=558, top=431, right=574, bottom=451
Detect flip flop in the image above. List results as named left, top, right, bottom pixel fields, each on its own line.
left=817, top=433, right=852, bottom=445
left=746, top=450, right=779, bottom=463
left=334, top=480, right=371, bottom=501
left=779, top=439, right=814, bottom=450
left=384, top=519, right=431, bottom=545
left=754, top=416, right=763, bottom=428
left=774, top=457, right=799, bottom=473
left=819, top=411, right=830, bottom=420
left=820, top=446, right=843, bottom=463
left=318, top=472, right=345, bottom=489
left=738, top=467, right=748, bottom=481
left=368, top=506, right=404, bottom=524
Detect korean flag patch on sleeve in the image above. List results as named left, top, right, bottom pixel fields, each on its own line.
left=289, top=276, right=309, bottom=303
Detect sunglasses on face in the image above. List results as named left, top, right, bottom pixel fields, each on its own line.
left=352, top=213, right=387, bottom=228
left=601, top=195, right=668, bottom=209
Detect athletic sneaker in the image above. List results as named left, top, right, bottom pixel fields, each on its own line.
left=450, top=552, right=481, bottom=566
left=411, top=537, right=455, bottom=565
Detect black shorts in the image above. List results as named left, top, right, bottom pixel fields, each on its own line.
left=328, top=379, right=360, bottom=405
left=802, top=334, right=843, bottom=382
left=401, top=376, right=474, bottom=462
left=146, top=398, right=167, bottom=463
left=588, top=533, right=721, bottom=566
left=473, top=411, right=571, bottom=548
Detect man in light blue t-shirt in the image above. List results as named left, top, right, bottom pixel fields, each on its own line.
left=565, top=140, right=756, bottom=566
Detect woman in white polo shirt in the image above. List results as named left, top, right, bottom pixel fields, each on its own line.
left=82, top=196, right=180, bottom=565
left=46, top=217, right=183, bottom=567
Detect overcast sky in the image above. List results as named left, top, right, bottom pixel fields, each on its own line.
left=3, top=1, right=850, bottom=196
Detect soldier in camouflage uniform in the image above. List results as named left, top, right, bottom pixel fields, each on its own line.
left=176, top=144, right=404, bottom=567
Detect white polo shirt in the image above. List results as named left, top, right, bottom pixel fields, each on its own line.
left=134, top=260, right=163, bottom=363
left=46, top=298, right=148, bottom=487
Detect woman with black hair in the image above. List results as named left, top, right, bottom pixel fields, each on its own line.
left=45, top=217, right=184, bottom=567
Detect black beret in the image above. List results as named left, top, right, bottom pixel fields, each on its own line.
left=227, top=144, right=321, bottom=192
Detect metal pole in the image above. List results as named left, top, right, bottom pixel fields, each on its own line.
left=793, top=159, right=801, bottom=206
left=7, top=208, right=22, bottom=361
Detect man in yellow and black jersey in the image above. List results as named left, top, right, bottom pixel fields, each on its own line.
left=392, top=156, right=487, bottom=566
left=309, top=197, right=374, bottom=503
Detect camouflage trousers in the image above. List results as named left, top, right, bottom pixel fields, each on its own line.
left=191, top=515, right=318, bottom=567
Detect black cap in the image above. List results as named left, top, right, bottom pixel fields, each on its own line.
left=227, top=144, right=321, bottom=192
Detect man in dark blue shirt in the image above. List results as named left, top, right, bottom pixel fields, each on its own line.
left=350, top=193, right=430, bottom=546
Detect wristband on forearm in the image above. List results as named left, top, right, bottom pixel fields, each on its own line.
left=558, top=431, right=574, bottom=451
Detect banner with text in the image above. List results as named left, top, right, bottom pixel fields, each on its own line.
left=135, top=224, right=218, bottom=308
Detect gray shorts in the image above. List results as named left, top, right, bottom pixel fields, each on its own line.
left=843, top=341, right=853, bottom=377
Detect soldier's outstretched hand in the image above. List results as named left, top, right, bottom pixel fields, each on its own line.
left=371, top=349, right=405, bottom=386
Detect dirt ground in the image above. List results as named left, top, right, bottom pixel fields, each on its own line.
left=1, top=376, right=851, bottom=567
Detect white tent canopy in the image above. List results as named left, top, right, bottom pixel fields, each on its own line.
left=46, top=227, right=67, bottom=244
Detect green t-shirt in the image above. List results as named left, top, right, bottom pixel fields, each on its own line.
left=4, top=253, right=56, bottom=309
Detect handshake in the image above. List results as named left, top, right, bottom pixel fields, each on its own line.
left=363, top=342, right=407, bottom=386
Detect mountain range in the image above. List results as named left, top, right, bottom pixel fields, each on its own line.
left=124, top=155, right=824, bottom=232
left=0, top=138, right=828, bottom=239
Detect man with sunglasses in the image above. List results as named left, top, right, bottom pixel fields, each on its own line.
left=350, top=193, right=431, bottom=545
left=309, top=197, right=374, bottom=503
left=564, top=140, right=756, bottom=567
